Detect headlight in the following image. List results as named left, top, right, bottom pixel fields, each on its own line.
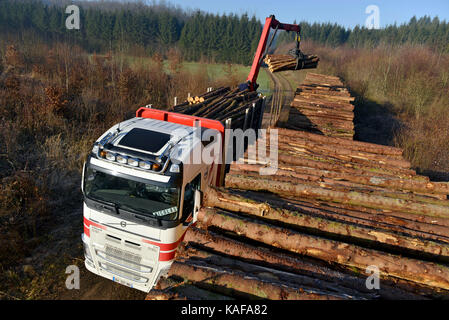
left=92, top=144, right=99, bottom=155
left=169, top=164, right=180, bottom=173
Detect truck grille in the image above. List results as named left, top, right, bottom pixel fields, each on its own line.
left=96, top=245, right=152, bottom=273
left=106, top=245, right=141, bottom=264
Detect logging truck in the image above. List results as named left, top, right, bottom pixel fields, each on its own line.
left=81, top=108, right=227, bottom=291
left=81, top=15, right=306, bottom=292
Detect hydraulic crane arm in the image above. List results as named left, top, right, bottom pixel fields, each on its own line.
left=245, top=15, right=301, bottom=91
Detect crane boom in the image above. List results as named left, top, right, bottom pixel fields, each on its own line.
left=246, top=15, right=301, bottom=91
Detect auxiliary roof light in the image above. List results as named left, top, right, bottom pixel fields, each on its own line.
left=128, top=158, right=139, bottom=167
left=116, top=155, right=128, bottom=164
left=105, top=152, right=116, bottom=162
left=139, top=160, right=153, bottom=170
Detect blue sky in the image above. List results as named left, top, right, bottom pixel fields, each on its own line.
left=164, top=0, right=449, bottom=29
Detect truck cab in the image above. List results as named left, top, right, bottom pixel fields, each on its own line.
left=81, top=108, right=224, bottom=292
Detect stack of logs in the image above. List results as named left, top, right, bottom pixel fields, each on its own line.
left=286, top=73, right=355, bottom=139
left=264, top=54, right=319, bottom=72
left=148, top=127, right=449, bottom=300
left=170, top=87, right=264, bottom=130
left=147, top=74, right=449, bottom=300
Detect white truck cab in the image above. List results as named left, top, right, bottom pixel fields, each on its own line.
left=81, top=108, right=224, bottom=292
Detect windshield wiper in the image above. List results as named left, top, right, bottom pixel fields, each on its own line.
left=117, top=203, right=152, bottom=216
left=117, top=204, right=163, bottom=226
left=88, top=196, right=120, bottom=215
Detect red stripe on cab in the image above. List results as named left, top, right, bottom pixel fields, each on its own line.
left=159, top=250, right=176, bottom=261
left=84, top=217, right=107, bottom=230
left=84, top=224, right=90, bottom=237
left=142, top=229, right=187, bottom=251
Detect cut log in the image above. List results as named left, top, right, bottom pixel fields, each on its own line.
left=271, top=128, right=403, bottom=156
left=198, top=208, right=449, bottom=290
left=168, top=260, right=342, bottom=300
left=179, top=244, right=375, bottom=299
left=203, top=187, right=449, bottom=258
left=231, top=162, right=448, bottom=196
left=264, top=54, right=320, bottom=73
left=183, top=227, right=426, bottom=299
left=225, top=174, right=449, bottom=219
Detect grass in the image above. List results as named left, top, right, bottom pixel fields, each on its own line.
left=121, top=54, right=272, bottom=96
left=180, top=61, right=272, bottom=94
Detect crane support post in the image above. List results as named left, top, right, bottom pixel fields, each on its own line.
left=246, top=15, right=300, bottom=91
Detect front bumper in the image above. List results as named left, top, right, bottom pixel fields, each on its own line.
left=81, top=233, right=160, bottom=292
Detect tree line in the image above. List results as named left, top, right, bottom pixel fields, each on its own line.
left=1, top=0, right=448, bottom=66
left=277, top=17, right=449, bottom=52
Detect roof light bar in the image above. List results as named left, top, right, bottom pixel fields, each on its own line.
left=95, top=148, right=172, bottom=174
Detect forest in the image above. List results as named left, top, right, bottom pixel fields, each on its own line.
left=0, top=0, right=448, bottom=66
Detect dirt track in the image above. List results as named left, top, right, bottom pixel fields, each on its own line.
left=263, top=70, right=294, bottom=127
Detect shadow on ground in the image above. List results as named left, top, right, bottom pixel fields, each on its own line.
left=350, top=91, right=401, bottom=146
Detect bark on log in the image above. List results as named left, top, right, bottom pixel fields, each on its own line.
left=179, top=244, right=375, bottom=299
left=234, top=188, right=449, bottom=241
left=203, top=187, right=449, bottom=258
left=258, top=138, right=411, bottom=168
left=168, top=260, right=342, bottom=300
left=198, top=208, right=449, bottom=290
left=264, top=54, right=320, bottom=73
left=270, top=128, right=403, bottom=156
left=225, top=174, right=449, bottom=219
left=183, top=227, right=425, bottom=299
left=231, top=162, right=448, bottom=196
left=273, top=153, right=419, bottom=179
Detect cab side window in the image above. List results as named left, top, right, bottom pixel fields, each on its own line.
left=182, top=174, right=201, bottom=221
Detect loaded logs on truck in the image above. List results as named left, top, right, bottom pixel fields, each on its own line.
left=170, top=86, right=264, bottom=130
left=264, top=54, right=320, bottom=72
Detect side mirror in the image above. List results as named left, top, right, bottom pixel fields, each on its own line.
left=81, top=162, right=86, bottom=193
left=193, top=189, right=202, bottom=224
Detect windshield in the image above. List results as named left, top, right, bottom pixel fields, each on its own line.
left=84, top=167, right=179, bottom=220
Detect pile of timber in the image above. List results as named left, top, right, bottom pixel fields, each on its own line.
left=170, top=86, right=264, bottom=130
left=264, top=54, right=319, bottom=72
left=154, top=128, right=449, bottom=300
left=148, top=77, right=449, bottom=301
left=286, top=73, right=355, bottom=139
